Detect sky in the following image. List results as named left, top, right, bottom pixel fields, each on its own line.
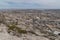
left=0, top=0, right=60, bottom=9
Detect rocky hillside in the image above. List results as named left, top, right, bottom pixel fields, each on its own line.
left=0, top=9, right=60, bottom=40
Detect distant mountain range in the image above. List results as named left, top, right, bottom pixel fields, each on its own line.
left=0, top=9, right=60, bottom=13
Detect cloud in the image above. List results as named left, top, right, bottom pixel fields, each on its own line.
left=0, top=0, right=60, bottom=9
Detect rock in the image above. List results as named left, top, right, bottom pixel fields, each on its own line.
left=54, top=31, right=60, bottom=35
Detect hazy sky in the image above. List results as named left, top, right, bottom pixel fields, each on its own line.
left=0, top=0, right=60, bottom=9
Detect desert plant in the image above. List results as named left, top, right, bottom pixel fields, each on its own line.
left=7, top=24, right=27, bottom=34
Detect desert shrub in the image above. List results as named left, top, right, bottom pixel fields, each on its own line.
left=18, top=29, right=27, bottom=34
left=7, top=24, right=27, bottom=34
left=8, top=24, right=16, bottom=30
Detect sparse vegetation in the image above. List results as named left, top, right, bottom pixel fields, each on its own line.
left=0, top=9, right=60, bottom=40
left=7, top=24, right=27, bottom=34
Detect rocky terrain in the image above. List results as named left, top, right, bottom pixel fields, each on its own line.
left=0, top=9, right=60, bottom=40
